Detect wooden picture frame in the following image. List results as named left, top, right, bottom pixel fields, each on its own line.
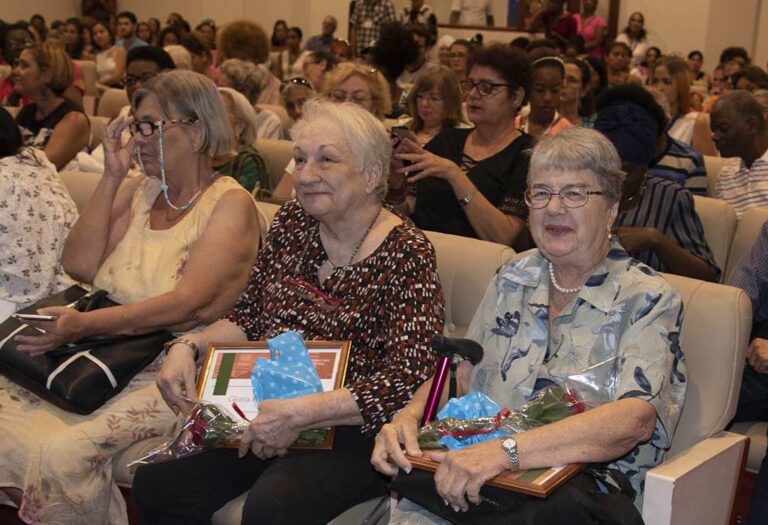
left=197, top=341, right=352, bottom=450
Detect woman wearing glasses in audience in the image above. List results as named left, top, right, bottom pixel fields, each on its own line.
left=650, top=56, right=718, bottom=156
left=0, top=70, right=260, bottom=525
left=448, top=39, right=473, bottom=80
left=388, top=44, right=533, bottom=246
left=13, top=42, right=90, bottom=171
left=133, top=99, right=444, bottom=525
left=399, top=66, right=469, bottom=146
left=373, top=128, right=686, bottom=525
left=272, top=62, right=391, bottom=200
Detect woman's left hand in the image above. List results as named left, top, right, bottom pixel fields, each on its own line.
left=395, top=139, right=465, bottom=185
left=14, top=307, right=89, bottom=355
left=429, top=439, right=510, bottom=512
left=238, top=398, right=303, bottom=460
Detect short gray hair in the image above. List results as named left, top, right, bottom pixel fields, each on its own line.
left=528, top=128, right=625, bottom=204
left=290, top=99, right=391, bottom=201
left=714, top=90, right=767, bottom=132
left=219, top=87, right=259, bottom=147
left=133, top=70, right=234, bottom=159
left=219, top=58, right=266, bottom=104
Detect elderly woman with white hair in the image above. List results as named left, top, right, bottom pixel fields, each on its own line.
left=216, top=86, right=268, bottom=193
left=373, top=128, right=687, bottom=524
left=0, top=70, right=260, bottom=524
left=219, top=57, right=284, bottom=139
left=132, top=99, right=445, bottom=524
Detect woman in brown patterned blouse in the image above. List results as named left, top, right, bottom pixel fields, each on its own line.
left=133, top=99, right=445, bottom=525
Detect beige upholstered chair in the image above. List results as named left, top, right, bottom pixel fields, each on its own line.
left=256, top=103, right=292, bottom=137
left=703, top=155, right=740, bottom=198
left=725, top=206, right=768, bottom=282
left=253, top=138, right=292, bottom=191
left=87, top=116, right=110, bottom=152
left=58, top=170, right=103, bottom=213
left=96, top=88, right=129, bottom=120
left=692, top=195, right=737, bottom=281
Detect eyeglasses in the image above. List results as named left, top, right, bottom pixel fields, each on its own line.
left=460, top=79, right=517, bottom=97
left=280, top=77, right=313, bottom=93
left=524, top=187, right=604, bottom=209
left=330, top=90, right=373, bottom=105
left=128, top=118, right=196, bottom=137
left=123, top=72, right=157, bottom=87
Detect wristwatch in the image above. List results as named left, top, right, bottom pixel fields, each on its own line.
left=458, top=189, right=478, bottom=207
left=501, top=437, right=519, bottom=471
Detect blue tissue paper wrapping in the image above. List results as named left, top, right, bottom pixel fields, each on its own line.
left=436, top=391, right=509, bottom=450
left=251, top=331, right=323, bottom=402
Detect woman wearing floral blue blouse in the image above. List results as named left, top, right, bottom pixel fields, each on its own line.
left=373, top=127, right=687, bottom=524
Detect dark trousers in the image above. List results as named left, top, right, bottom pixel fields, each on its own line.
left=732, top=321, right=768, bottom=525
left=132, top=427, right=388, bottom=525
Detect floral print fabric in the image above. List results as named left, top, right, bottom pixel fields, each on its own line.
left=467, top=242, right=687, bottom=505
left=0, top=149, right=77, bottom=310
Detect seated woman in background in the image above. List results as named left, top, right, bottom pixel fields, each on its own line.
left=560, top=58, right=596, bottom=128
left=302, top=50, right=338, bottom=92
left=272, top=62, right=392, bottom=200
left=133, top=99, right=445, bottom=525
left=390, top=43, right=534, bottom=246
left=448, top=39, right=473, bottom=80
left=605, top=41, right=632, bottom=86
left=182, top=32, right=218, bottom=83
left=281, top=76, right=314, bottom=123
left=516, top=55, right=574, bottom=138
left=217, top=86, right=269, bottom=194
left=0, top=106, right=78, bottom=322
left=374, top=128, right=685, bottom=524
left=136, top=21, right=154, bottom=46
left=0, top=70, right=260, bottom=525
left=651, top=56, right=717, bottom=156
left=158, top=25, right=182, bottom=48
left=62, top=17, right=92, bottom=60
left=91, top=21, right=126, bottom=87
left=596, top=84, right=719, bottom=282
left=630, top=45, right=661, bottom=85
left=615, top=11, right=650, bottom=68
left=688, top=50, right=710, bottom=93
left=400, top=65, right=468, bottom=146
left=274, top=26, right=309, bottom=81
left=13, top=42, right=89, bottom=170
left=164, top=44, right=193, bottom=70
left=219, top=58, right=283, bottom=139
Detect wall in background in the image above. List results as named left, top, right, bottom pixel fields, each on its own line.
left=2, top=0, right=765, bottom=75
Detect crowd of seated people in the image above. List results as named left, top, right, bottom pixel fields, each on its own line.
left=2, top=5, right=768, bottom=524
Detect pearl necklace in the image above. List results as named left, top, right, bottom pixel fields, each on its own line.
left=548, top=262, right=582, bottom=294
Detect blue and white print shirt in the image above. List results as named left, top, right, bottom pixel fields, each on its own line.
left=467, top=242, right=687, bottom=506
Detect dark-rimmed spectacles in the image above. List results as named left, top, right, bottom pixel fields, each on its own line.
left=128, top=118, right=196, bottom=137
left=460, top=79, right=517, bottom=97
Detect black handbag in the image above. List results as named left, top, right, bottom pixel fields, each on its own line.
left=0, top=285, right=173, bottom=415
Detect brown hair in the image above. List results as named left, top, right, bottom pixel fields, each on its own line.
left=652, top=56, right=691, bottom=115
left=22, top=42, right=73, bottom=96
left=406, top=66, right=464, bottom=132
left=216, top=19, right=270, bottom=64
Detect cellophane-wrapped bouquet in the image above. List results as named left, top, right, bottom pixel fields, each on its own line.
left=418, top=385, right=586, bottom=450
left=129, top=402, right=249, bottom=468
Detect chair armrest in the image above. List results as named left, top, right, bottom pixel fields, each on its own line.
left=642, top=431, right=748, bottom=525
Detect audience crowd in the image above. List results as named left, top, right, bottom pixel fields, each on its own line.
left=1, top=4, right=768, bottom=525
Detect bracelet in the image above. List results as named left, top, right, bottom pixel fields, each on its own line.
left=458, top=188, right=478, bottom=207
left=164, top=337, right=200, bottom=361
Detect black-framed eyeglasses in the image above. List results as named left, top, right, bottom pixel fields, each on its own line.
left=280, top=77, right=313, bottom=93
left=123, top=72, right=157, bottom=87
left=524, top=187, right=604, bottom=209
left=460, top=79, right=517, bottom=97
left=128, top=118, right=197, bottom=137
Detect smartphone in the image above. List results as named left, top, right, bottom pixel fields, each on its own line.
left=390, top=126, right=415, bottom=170
left=12, top=313, right=58, bottom=322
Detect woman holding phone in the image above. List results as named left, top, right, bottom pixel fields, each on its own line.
left=387, top=44, right=533, bottom=247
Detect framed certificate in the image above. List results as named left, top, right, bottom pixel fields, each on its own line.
left=196, top=341, right=352, bottom=449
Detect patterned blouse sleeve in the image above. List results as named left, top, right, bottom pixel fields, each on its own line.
left=346, top=233, right=445, bottom=435
left=614, top=275, right=686, bottom=452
